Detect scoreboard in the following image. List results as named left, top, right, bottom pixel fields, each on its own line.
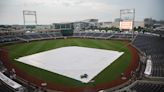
left=119, top=21, right=133, bottom=30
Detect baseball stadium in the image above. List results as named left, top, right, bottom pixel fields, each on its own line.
left=0, top=1, right=164, bottom=92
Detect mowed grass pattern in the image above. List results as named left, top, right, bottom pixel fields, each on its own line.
left=6, top=38, right=131, bottom=87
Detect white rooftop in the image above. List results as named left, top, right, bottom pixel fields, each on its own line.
left=16, top=46, right=124, bottom=83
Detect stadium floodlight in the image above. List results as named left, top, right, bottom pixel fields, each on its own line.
left=23, top=10, right=37, bottom=31
left=23, top=11, right=36, bottom=15
left=120, top=9, right=135, bottom=39
left=120, top=9, right=134, bottom=14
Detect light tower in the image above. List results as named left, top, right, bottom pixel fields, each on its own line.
left=23, top=10, right=37, bottom=31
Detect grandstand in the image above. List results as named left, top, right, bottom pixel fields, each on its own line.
left=133, top=34, right=164, bottom=77
left=0, top=31, right=136, bottom=44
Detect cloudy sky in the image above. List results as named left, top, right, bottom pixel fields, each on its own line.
left=0, top=0, right=163, bottom=25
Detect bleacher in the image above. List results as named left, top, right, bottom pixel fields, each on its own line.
left=0, top=82, right=15, bottom=92
left=73, top=32, right=81, bottom=37
left=130, top=82, right=164, bottom=92
left=0, top=72, right=24, bottom=92
left=80, top=32, right=87, bottom=37
left=54, top=32, right=63, bottom=38
left=16, top=32, right=63, bottom=41
left=17, top=35, right=32, bottom=40
left=92, top=32, right=102, bottom=37
left=39, top=33, right=51, bottom=38
left=84, top=32, right=95, bottom=37
left=0, top=60, right=36, bottom=92
left=0, top=31, right=135, bottom=44
left=72, top=31, right=134, bottom=39
left=132, top=34, right=164, bottom=77
left=100, top=33, right=113, bottom=38
left=0, top=35, right=19, bottom=43
left=48, top=33, right=56, bottom=38
left=29, top=34, right=41, bottom=39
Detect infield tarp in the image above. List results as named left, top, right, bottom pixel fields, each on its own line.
left=16, top=46, right=124, bottom=83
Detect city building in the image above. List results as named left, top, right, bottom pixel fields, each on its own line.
left=98, top=22, right=113, bottom=28
left=52, top=19, right=99, bottom=32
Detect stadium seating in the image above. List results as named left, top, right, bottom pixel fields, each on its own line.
left=0, top=60, right=36, bottom=92
left=132, top=34, right=164, bottom=77
left=0, top=31, right=135, bottom=44
left=73, top=32, right=81, bottom=37
left=80, top=32, right=87, bottom=37
left=39, top=33, right=51, bottom=38
left=130, top=82, right=164, bottom=92
left=0, top=35, right=19, bottom=43
left=17, top=35, right=32, bottom=40
left=84, top=32, right=95, bottom=37
left=92, top=32, right=102, bottom=37
left=0, top=83, right=15, bottom=92
left=54, top=32, right=63, bottom=37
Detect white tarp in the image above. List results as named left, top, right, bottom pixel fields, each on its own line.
left=16, top=46, right=124, bottom=83
left=144, top=59, right=152, bottom=75
left=0, top=72, right=22, bottom=89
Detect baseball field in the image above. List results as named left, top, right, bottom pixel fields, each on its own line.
left=5, top=38, right=132, bottom=88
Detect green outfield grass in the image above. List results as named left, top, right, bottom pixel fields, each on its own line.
left=6, top=38, right=131, bottom=87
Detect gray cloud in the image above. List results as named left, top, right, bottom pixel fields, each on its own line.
left=0, top=0, right=163, bottom=24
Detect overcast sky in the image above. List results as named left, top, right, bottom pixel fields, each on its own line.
left=0, top=0, right=163, bottom=25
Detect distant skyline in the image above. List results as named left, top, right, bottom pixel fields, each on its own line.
left=0, top=0, right=163, bottom=25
